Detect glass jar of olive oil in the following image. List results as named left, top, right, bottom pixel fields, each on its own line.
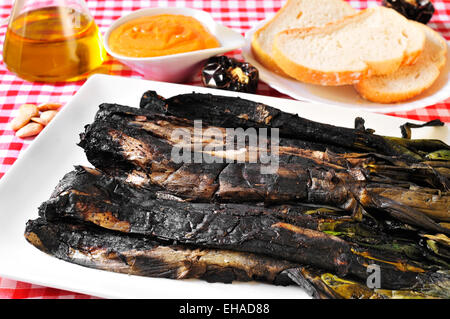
left=3, top=0, right=106, bottom=82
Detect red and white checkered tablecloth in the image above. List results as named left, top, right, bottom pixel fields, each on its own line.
left=0, top=0, right=449, bottom=299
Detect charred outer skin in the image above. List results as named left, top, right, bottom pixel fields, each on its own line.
left=78, top=108, right=450, bottom=234
left=38, top=166, right=441, bottom=290
left=24, top=218, right=304, bottom=286
left=79, top=116, right=362, bottom=208
left=25, top=218, right=450, bottom=299
left=87, top=102, right=450, bottom=192
left=140, top=92, right=450, bottom=161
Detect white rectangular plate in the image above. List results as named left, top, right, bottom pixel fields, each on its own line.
left=0, top=74, right=448, bottom=299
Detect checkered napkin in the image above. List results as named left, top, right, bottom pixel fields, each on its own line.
left=0, top=0, right=449, bottom=299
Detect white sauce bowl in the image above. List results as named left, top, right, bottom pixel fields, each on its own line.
left=103, top=7, right=245, bottom=83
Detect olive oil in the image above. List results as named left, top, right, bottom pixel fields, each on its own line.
left=3, top=6, right=106, bottom=82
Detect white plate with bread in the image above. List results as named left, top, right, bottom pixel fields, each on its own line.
left=242, top=0, right=450, bottom=113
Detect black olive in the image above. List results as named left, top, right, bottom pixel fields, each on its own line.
left=382, top=0, right=435, bottom=24
left=201, top=56, right=259, bottom=93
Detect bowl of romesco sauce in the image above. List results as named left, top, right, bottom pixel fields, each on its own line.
left=104, top=7, right=245, bottom=83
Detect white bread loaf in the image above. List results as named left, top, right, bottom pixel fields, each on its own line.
left=355, top=22, right=448, bottom=103
left=251, top=0, right=356, bottom=75
left=272, top=6, right=426, bottom=86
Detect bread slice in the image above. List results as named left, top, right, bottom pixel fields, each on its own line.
left=272, top=7, right=426, bottom=86
left=355, top=22, right=447, bottom=103
left=251, top=0, right=356, bottom=75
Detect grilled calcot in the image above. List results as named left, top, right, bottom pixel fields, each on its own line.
left=78, top=104, right=450, bottom=234
left=36, top=166, right=450, bottom=292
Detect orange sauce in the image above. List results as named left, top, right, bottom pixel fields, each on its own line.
left=108, top=14, right=220, bottom=58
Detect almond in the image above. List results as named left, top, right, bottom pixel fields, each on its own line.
left=31, top=117, right=47, bottom=125
left=19, top=104, right=39, bottom=117
left=10, top=114, right=31, bottom=131
left=39, top=110, right=58, bottom=125
left=15, top=122, right=44, bottom=138
left=10, top=104, right=39, bottom=131
left=37, top=103, right=62, bottom=112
